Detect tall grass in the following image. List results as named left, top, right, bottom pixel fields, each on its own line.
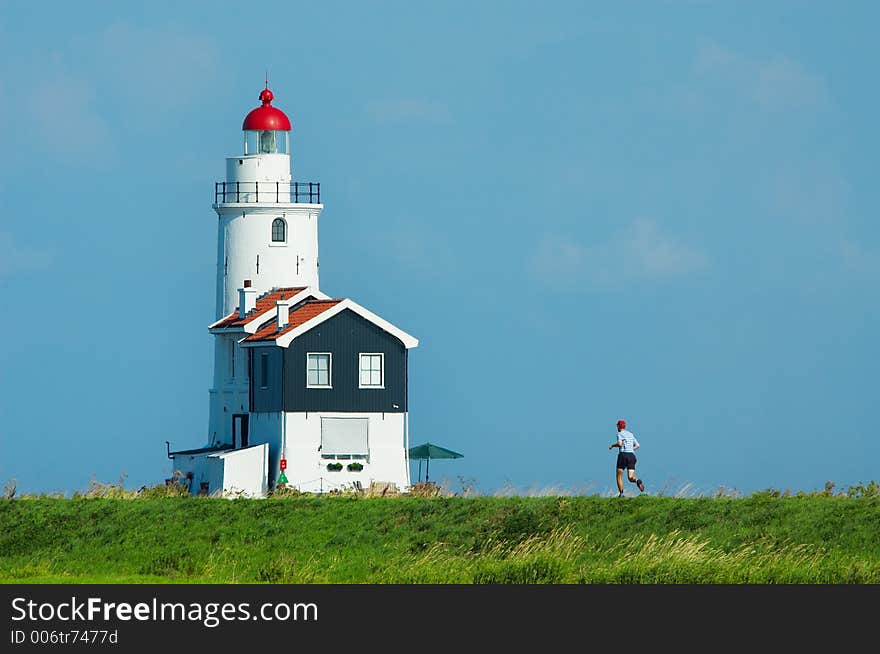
left=1, top=484, right=878, bottom=583
left=388, top=525, right=873, bottom=584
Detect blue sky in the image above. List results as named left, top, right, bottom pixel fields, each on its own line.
left=1, top=1, right=877, bottom=497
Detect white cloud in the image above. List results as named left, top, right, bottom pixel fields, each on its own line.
left=694, top=40, right=824, bottom=111
left=694, top=41, right=741, bottom=75
left=94, top=24, right=220, bottom=115
left=0, top=232, right=53, bottom=279
left=378, top=221, right=456, bottom=277
left=367, top=99, right=450, bottom=123
left=754, top=58, right=823, bottom=110
left=0, top=22, right=219, bottom=164
left=839, top=239, right=879, bottom=281
left=25, top=75, right=115, bottom=162
left=529, top=218, right=708, bottom=289
left=765, top=167, right=848, bottom=227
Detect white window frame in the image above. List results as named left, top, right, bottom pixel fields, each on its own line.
left=359, top=353, right=384, bottom=389
left=321, top=454, right=369, bottom=461
left=306, top=352, right=332, bottom=389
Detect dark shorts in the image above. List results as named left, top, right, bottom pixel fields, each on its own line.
left=616, top=452, right=637, bottom=470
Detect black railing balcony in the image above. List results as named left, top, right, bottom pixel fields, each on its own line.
left=214, top=181, right=321, bottom=204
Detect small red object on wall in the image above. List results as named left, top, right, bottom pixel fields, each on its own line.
left=280, top=459, right=287, bottom=471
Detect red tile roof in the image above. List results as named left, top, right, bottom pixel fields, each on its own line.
left=212, top=287, right=307, bottom=329
left=243, top=299, right=343, bottom=342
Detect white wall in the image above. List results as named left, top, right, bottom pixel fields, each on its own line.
left=247, top=412, right=284, bottom=482
left=214, top=206, right=322, bottom=319
left=216, top=444, right=269, bottom=497
left=172, top=411, right=409, bottom=496
left=225, top=153, right=291, bottom=193
left=168, top=451, right=220, bottom=496
left=208, top=334, right=250, bottom=446
left=282, top=412, right=410, bottom=493
left=170, top=444, right=269, bottom=498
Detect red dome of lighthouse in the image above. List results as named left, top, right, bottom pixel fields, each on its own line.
left=242, top=87, right=291, bottom=131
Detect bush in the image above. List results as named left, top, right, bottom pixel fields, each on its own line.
left=326, top=463, right=343, bottom=472
left=269, top=485, right=306, bottom=498
left=845, top=481, right=879, bottom=498
left=75, top=475, right=139, bottom=499
left=409, top=482, right=443, bottom=498
left=137, top=480, right=190, bottom=499
left=347, top=462, right=364, bottom=472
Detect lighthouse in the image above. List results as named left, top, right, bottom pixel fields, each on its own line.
left=168, top=85, right=419, bottom=497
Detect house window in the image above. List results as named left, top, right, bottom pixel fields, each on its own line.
left=320, top=417, right=368, bottom=460
left=307, top=353, right=331, bottom=388
left=260, top=352, right=269, bottom=389
left=271, top=218, right=286, bottom=242
left=359, top=353, right=384, bottom=388
left=229, top=340, right=235, bottom=379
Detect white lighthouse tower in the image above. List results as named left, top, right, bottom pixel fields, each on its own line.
left=207, top=86, right=323, bottom=447
left=214, top=86, right=322, bottom=318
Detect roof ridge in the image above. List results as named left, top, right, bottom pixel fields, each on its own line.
left=244, top=297, right=343, bottom=342
left=257, top=285, right=306, bottom=298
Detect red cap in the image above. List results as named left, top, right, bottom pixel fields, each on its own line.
left=617, top=420, right=626, bottom=428
left=242, top=86, right=292, bottom=131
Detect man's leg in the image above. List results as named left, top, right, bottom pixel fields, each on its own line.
left=627, top=469, right=645, bottom=492
left=616, top=468, right=625, bottom=495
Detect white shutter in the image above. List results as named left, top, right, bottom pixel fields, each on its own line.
left=321, top=418, right=369, bottom=455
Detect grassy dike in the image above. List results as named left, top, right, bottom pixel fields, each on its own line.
left=2, top=494, right=879, bottom=583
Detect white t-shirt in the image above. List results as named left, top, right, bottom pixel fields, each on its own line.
left=617, top=429, right=639, bottom=453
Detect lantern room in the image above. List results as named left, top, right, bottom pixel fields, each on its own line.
left=242, top=87, right=291, bottom=155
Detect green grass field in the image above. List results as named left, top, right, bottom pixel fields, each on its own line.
left=2, top=484, right=879, bottom=583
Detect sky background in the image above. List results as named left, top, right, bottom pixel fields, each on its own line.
left=1, top=1, right=877, bottom=497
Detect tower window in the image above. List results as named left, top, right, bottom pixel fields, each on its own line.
left=271, top=218, right=286, bottom=243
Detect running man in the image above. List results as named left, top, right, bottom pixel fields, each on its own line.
left=608, top=419, right=645, bottom=496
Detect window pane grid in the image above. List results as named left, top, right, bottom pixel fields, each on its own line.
left=359, top=354, right=383, bottom=387
left=271, top=218, right=286, bottom=242
left=307, top=354, right=331, bottom=387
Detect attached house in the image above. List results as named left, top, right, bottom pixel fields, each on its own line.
left=170, top=283, right=418, bottom=496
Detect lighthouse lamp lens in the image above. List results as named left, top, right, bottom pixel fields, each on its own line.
left=260, top=130, right=276, bottom=153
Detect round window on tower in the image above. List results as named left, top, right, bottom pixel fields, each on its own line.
left=271, top=218, right=287, bottom=243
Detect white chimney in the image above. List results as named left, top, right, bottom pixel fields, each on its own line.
left=276, top=297, right=291, bottom=330
left=238, top=279, right=257, bottom=317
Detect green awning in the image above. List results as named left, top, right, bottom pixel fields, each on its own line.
left=408, top=442, right=463, bottom=460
